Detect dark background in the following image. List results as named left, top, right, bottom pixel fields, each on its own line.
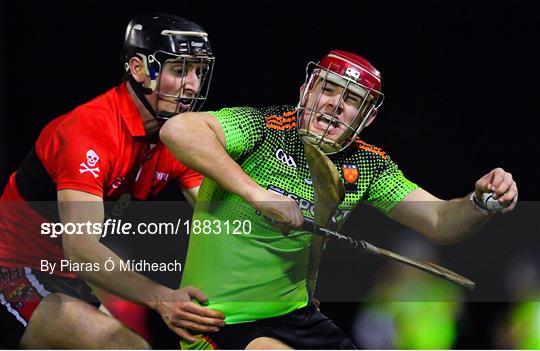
left=2, top=1, right=539, bottom=199
left=1, top=0, right=539, bottom=348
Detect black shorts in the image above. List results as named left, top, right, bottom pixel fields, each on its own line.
left=0, top=266, right=98, bottom=348
left=188, top=303, right=357, bottom=350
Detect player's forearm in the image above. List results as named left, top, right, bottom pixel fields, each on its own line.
left=160, top=113, right=263, bottom=202
left=63, top=236, right=171, bottom=310
left=432, top=194, right=492, bottom=244
left=58, top=190, right=172, bottom=309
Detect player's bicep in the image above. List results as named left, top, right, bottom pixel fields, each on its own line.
left=176, top=112, right=227, bottom=147
left=204, top=113, right=226, bottom=147
left=388, top=188, right=444, bottom=238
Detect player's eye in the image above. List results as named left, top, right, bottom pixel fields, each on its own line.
left=345, top=94, right=360, bottom=104
left=173, top=66, right=185, bottom=76
left=322, top=85, right=335, bottom=94
left=195, top=65, right=209, bottom=79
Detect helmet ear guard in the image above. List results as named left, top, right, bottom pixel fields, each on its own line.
left=145, top=54, right=160, bottom=92
left=297, top=50, right=384, bottom=154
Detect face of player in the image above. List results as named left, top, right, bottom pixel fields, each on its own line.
left=153, top=59, right=204, bottom=114
left=139, top=59, right=205, bottom=137
left=300, top=79, right=368, bottom=143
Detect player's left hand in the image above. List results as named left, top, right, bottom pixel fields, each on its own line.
left=474, top=167, right=518, bottom=213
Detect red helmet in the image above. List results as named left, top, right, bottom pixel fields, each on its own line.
left=319, top=50, right=382, bottom=91
left=298, top=50, right=384, bottom=154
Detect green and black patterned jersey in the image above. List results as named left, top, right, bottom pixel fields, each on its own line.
left=180, top=105, right=418, bottom=324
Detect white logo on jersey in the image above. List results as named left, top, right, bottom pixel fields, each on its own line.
left=79, top=149, right=100, bottom=178
left=275, top=149, right=297, bottom=168
left=304, top=178, right=313, bottom=185
left=86, top=150, right=99, bottom=166
left=154, top=171, right=170, bottom=181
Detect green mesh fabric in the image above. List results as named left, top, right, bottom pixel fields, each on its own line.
left=180, top=105, right=418, bottom=324
left=216, top=106, right=265, bottom=159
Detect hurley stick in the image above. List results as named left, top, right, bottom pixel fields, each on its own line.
left=303, top=141, right=475, bottom=290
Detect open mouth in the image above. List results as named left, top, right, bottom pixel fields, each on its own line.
left=315, top=114, right=339, bottom=133
left=178, top=97, right=193, bottom=105
left=176, top=96, right=197, bottom=112
left=176, top=101, right=191, bottom=112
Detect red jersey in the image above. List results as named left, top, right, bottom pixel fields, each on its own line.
left=0, top=83, right=202, bottom=277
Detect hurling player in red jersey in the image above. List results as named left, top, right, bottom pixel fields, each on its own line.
left=0, top=13, right=224, bottom=348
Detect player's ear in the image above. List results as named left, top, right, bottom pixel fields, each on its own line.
left=364, top=108, right=378, bottom=127
left=128, top=56, right=147, bottom=84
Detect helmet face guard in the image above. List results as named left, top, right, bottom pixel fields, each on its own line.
left=142, top=49, right=215, bottom=119
left=297, top=50, right=384, bottom=154
left=122, top=14, right=215, bottom=119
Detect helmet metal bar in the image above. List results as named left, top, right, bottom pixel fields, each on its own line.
left=122, top=14, right=214, bottom=120
left=149, top=53, right=214, bottom=119
left=298, top=60, right=384, bottom=154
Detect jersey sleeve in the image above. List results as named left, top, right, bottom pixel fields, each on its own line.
left=50, top=112, right=115, bottom=197
left=366, top=156, right=418, bottom=215
left=176, top=166, right=204, bottom=190
left=208, top=107, right=265, bottom=160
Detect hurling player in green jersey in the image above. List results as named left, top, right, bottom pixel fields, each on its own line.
left=161, top=50, right=518, bottom=349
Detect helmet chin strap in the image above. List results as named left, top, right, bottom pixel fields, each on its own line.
left=127, top=74, right=185, bottom=121
left=156, top=111, right=176, bottom=119
left=128, top=74, right=159, bottom=119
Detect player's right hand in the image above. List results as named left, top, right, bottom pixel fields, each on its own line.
left=155, top=286, right=225, bottom=342
left=249, top=188, right=304, bottom=234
